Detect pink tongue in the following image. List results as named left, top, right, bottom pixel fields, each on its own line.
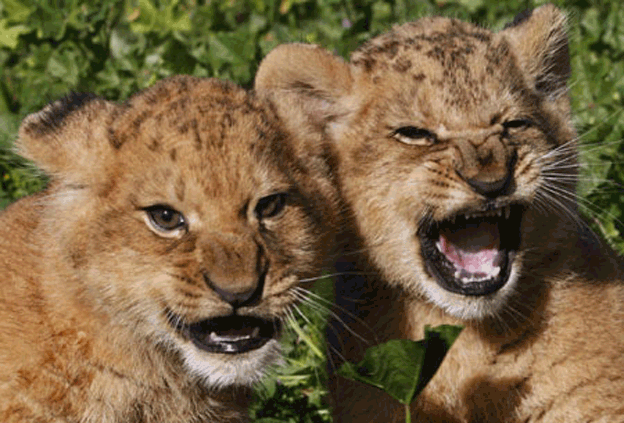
left=438, top=221, right=501, bottom=276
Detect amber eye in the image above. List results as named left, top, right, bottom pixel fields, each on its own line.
left=255, top=193, right=287, bottom=220
left=393, top=126, right=436, bottom=146
left=145, top=205, right=186, bottom=232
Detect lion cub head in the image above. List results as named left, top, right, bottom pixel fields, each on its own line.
left=17, top=75, right=338, bottom=387
left=256, top=5, right=576, bottom=320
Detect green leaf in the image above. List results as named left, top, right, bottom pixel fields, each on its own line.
left=128, top=0, right=191, bottom=34
left=337, top=325, right=463, bottom=405
left=0, top=19, right=29, bottom=49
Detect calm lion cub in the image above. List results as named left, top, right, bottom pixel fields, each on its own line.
left=0, top=76, right=339, bottom=422
left=256, top=5, right=624, bottom=422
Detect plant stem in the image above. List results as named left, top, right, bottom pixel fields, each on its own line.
left=405, top=403, right=411, bottom=423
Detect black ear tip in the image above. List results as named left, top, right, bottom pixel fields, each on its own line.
left=47, top=92, right=101, bottom=126
left=503, top=9, right=533, bottom=30
left=22, top=92, right=101, bottom=136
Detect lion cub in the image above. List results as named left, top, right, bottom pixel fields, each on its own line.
left=0, top=76, right=339, bottom=422
left=256, top=5, right=624, bottom=422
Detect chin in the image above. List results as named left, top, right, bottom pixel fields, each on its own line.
left=181, top=339, right=282, bottom=388
left=160, top=309, right=286, bottom=388
left=419, top=266, right=521, bottom=321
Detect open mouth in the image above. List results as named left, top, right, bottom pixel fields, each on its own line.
left=419, top=204, right=523, bottom=296
left=169, top=313, right=280, bottom=354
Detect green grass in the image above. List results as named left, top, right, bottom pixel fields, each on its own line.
left=2, top=0, right=624, bottom=420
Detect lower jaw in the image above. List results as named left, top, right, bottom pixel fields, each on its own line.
left=424, top=250, right=516, bottom=297
left=420, top=263, right=522, bottom=321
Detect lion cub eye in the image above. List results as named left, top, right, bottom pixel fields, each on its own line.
left=502, top=118, right=532, bottom=135
left=393, top=126, right=437, bottom=146
left=255, top=193, right=287, bottom=220
left=144, top=205, right=187, bottom=233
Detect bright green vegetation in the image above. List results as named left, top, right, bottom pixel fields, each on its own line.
left=2, top=1, right=623, bottom=421
left=338, top=326, right=463, bottom=423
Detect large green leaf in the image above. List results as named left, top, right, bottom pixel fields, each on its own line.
left=337, top=325, right=463, bottom=405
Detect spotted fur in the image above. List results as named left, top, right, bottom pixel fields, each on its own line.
left=256, top=5, right=624, bottom=422
left=0, top=75, right=340, bottom=422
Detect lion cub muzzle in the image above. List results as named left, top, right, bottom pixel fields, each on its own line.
left=164, top=231, right=280, bottom=356
left=419, top=130, right=523, bottom=298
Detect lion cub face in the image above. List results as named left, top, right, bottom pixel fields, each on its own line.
left=256, top=5, right=576, bottom=320
left=18, top=76, right=337, bottom=387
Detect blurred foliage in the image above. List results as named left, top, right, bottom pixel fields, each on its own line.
left=1, top=0, right=624, bottom=420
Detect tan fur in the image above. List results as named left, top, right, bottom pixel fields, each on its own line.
left=256, top=5, right=624, bottom=422
left=0, top=75, right=340, bottom=422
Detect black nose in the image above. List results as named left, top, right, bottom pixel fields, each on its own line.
left=203, top=271, right=266, bottom=309
left=466, top=151, right=517, bottom=198
left=211, top=284, right=259, bottom=308
left=466, top=175, right=512, bottom=198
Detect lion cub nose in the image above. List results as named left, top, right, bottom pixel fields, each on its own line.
left=204, top=269, right=265, bottom=308
left=210, top=281, right=262, bottom=308
left=202, top=235, right=266, bottom=308
left=464, top=149, right=517, bottom=198
left=466, top=175, right=512, bottom=198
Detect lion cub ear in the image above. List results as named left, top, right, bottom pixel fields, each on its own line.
left=17, top=93, right=117, bottom=184
left=502, top=4, right=570, bottom=101
left=255, top=43, right=354, bottom=133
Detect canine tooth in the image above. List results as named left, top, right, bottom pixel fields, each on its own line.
left=252, top=327, right=260, bottom=338
left=505, top=206, right=511, bottom=219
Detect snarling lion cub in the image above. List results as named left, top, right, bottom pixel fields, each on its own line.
left=0, top=75, right=339, bottom=422
left=256, top=5, right=624, bottom=422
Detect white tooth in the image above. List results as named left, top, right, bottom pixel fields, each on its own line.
left=505, top=206, right=511, bottom=219
left=209, top=332, right=218, bottom=342
left=497, top=208, right=502, bottom=217
left=492, top=266, right=501, bottom=277
left=252, top=327, right=260, bottom=338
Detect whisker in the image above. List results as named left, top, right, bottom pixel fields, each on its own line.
left=297, top=271, right=377, bottom=283
left=292, top=287, right=372, bottom=346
